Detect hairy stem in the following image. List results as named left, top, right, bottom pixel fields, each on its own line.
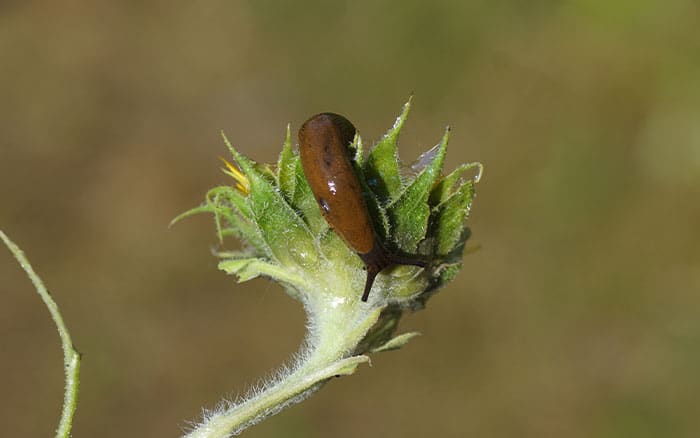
left=184, top=354, right=368, bottom=438
left=183, top=291, right=382, bottom=438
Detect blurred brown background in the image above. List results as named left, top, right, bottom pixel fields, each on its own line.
left=1, top=1, right=699, bottom=437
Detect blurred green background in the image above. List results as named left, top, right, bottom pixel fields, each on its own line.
left=1, top=1, right=699, bottom=437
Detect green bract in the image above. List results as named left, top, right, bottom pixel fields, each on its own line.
left=175, top=98, right=482, bottom=438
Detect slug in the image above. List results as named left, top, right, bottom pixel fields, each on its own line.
left=298, top=112, right=425, bottom=302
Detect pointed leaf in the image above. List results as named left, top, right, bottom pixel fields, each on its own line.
left=371, top=332, right=421, bottom=353
left=432, top=180, right=475, bottom=255
left=219, top=257, right=309, bottom=290
left=206, top=186, right=253, bottom=221
left=169, top=203, right=214, bottom=228
left=363, top=97, right=412, bottom=203
left=202, top=186, right=266, bottom=251
left=430, top=161, right=482, bottom=206
left=387, top=127, right=449, bottom=252
left=222, top=132, right=319, bottom=268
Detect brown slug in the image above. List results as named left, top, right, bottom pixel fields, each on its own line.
left=298, top=112, right=425, bottom=302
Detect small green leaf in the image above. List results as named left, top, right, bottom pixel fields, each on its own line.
left=222, top=132, right=319, bottom=268
left=432, top=180, right=475, bottom=255
left=169, top=203, right=214, bottom=228
left=387, top=127, right=449, bottom=253
left=430, top=161, right=482, bottom=206
left=203, top=186, right=266, bottom=250
left=219, top=257, right=309, bottom=291
left=207, top=186, right=253, bottom=221
left=383, top=264, right=429, bottom=300
left=438, top=262, right=463, bottom=284
left=217, top=209, right=266, bottom=251
left=351, top=133, right=391, bottom=238
left=363, top=97, right=412, bottom=204
left=218, top=257, right=258, bottom=280
left=371, top=332, right=421, bottom=353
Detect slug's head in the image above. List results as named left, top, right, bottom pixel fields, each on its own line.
left=298, top=113, right=357, bottom=156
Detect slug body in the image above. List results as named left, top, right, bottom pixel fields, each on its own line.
left=299, top=113, right=424, bottom=301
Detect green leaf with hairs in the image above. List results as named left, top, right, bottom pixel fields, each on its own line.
left=371, top=332, right=421, bottom=353
left=204, top=186, right=266, bottom=250
left=430, top=162, right=482, bottom=206
left=363, top=97, right=412, bottom=204
left=222, top=132, right=319, bottom=268
left=431, top=180, right=475, bottom=255
left=387, top=128, right=448, bottom=253
left=169, top=203, right=214, bottom=227
left=218, top=257, right=309, bottom=289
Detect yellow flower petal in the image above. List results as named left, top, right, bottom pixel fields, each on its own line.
left=220, top=157, right=250, bottom=194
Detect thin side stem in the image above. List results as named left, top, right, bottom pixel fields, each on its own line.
left=1, top=230, right=81, bottom=438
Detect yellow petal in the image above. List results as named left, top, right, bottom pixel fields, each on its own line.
left=219, top=157, right=250, bottom=194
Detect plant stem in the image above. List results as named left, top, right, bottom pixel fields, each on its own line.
left=1, top=230, right=81, bottom=438
left=184, top=354, right=368, bottom=438
left=183, top=293, right=381, bottom=438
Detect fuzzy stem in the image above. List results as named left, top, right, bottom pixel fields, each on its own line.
left=183, top=290, right=381, bottom=438
left=184, top=354, right=368, bottom=438
left=1, top=230, right=81, bottom=438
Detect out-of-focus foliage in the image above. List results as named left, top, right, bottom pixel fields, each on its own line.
left=1, top=1, right=698, bottom=437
